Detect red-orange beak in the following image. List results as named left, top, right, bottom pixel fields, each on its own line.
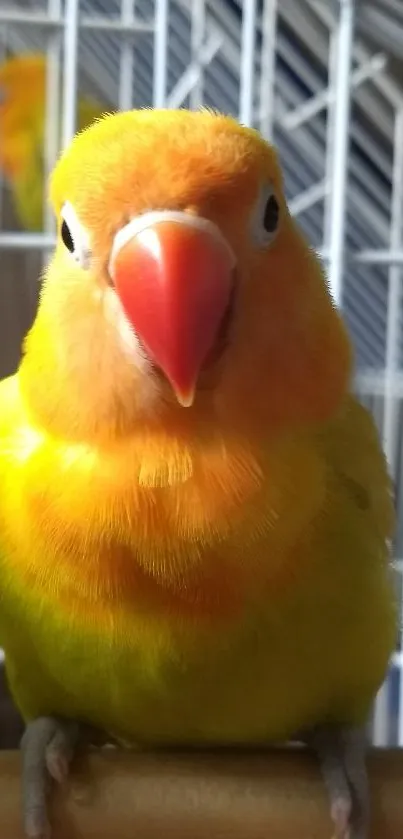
left=109, top=212, right=235, bottom=407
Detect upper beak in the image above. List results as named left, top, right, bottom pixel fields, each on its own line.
left=109, top=211, right=235, bottom=407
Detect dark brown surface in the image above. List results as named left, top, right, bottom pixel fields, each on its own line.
left=0, top=747, right=401, bottom=838
left=0, top=661, right=24, bottom=750
left=0, top=188, right=40, bottom=380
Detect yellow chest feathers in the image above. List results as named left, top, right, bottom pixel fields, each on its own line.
left=0, top=424, right=326, bottom=618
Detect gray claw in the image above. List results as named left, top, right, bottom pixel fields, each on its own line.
left=21, top=716, right=79, bottom=839
left=304, top=724, right=369, bottom=839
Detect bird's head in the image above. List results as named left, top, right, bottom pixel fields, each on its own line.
left=0, top=53, right=46, bottom=178
left=21, top=109, right=352, bottom=440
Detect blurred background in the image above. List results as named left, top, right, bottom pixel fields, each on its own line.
left=0, top=0, right=403, bottom=749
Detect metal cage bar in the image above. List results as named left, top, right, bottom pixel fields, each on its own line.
left=189, top=0, right=205, bottom=110
left=383, top=110, right=403, bottom=746
left=153, top=0, right=169, bottom=107
left=239, top=0, right=257, bottom=126
left=61, top=0, right=80, bottom=147
left=0, top=9, right=153, bottom=32
left=258, top=0, right=277, bottom=141
left=119, top=0, right=136, bottom=110
left=326, top=0, right=355, bottom=307
left=43, top=0, right=62, bottom=233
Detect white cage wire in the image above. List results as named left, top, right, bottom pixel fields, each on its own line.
left=1, top=0, right=403, bottom=746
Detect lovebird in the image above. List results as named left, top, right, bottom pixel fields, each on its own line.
left=0, top=53, right=104, bottom=231
left=0, top=109, right=397, bottom=839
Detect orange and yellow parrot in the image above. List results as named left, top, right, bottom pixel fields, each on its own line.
left=0, top=109, right=397, bottom=839
left=0, top=53, right=104, bottom=231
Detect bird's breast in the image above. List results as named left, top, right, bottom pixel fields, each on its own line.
left=0, top=422, right=326, bottom=623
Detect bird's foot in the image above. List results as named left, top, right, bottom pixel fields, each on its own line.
left=303, top=724, right=369, bottom=839
left=21, top=716, right=79, bottom=839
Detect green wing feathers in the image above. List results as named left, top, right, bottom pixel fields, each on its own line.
left=324, top=394, right=395, bottom=548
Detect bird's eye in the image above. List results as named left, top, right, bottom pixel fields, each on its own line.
left=263, top=194, right=279, bottom=233
left=251, top=184, right=281, bottom=247
left=60, top=202, right=91, bottom=269
left=61, top=219, right=74, bottom=252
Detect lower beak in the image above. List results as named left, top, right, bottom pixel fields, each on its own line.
left=109, top=213, right=235, bottom=407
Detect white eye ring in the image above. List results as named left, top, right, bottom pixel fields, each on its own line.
left=60, top=201, right=91, bottom=269
left=250, top=183, right=281, bottom=248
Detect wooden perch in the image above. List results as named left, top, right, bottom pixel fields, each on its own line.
left=0, top=747, right=402, bottom=838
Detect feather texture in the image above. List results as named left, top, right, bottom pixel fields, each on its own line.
left=0, top=110, right=396, bottom=748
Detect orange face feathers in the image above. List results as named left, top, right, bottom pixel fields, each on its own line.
left=20, top=109, right=352, bottom=442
